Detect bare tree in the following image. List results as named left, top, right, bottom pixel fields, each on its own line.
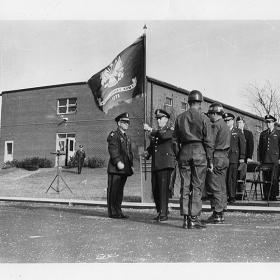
left=246, top=81, right=280, bottom=121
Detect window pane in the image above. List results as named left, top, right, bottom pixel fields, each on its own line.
left=59, top=107, right=67, bottom=114
left=7, top=143, right=12, bottom=154
left=68, top=106, right=77, bottom=112
left=58, top=99, right=67, bottom=106
left=165, top=97, right=173, bottom=106
left=58, top=134, right=66, bottom=138
left=67, top=134, right=75, bottom=138
left=59, top=141, right=65, bottom=151
left=69, top=140, right=74, bottom=151
left=68, top=98, right=77, bottom=105
left=181, top=102, right=187, bottom=110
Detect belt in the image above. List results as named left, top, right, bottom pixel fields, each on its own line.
left=214, top=149, right=229, bottom=157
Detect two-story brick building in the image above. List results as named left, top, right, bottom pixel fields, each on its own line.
left=0, top=76, right=265, bottom=167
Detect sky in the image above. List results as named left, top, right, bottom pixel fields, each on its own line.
left=1, top=0, right=280, bottom=119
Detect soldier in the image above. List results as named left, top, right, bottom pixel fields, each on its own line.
left=107, top=112, right=134, bottom=219
left=206, top=103, right=231, bottom=224
left=143, top=109, right=177, bottom=222
left=258, top=115, right=280, bottom=201
left=75, top=145, right=86, bottom=174
left=236, top=116, right=254, bottom=163
left=236, top=116, right=254, bottom=199
left=174, top=90, right=213, bottom=229
left=223, top=113, right=246, bottom=204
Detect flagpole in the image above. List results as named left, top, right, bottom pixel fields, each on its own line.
left=143, top=24, right=147, bottom=181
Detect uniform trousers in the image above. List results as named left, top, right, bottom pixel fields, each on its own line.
left=151, top=169, right=173, bottom=217
left=107, top=174, right=127, bottom=217
left=77, top=159, right=84, bottom=174
left=262, top=164, right=279, bottom=199
left=207, top=155, right=229, bottom=212
left=226, top=163, right=238, bottom=199
left=178, top=143, right=207, bottom=216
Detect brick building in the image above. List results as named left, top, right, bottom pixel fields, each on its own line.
left=0, top=76, right=265, bottom=167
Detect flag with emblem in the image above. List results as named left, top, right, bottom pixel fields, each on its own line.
left=88, top=36, right=145, bottom=113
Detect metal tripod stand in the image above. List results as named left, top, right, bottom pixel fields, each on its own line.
left=46, top=151, right=73, bottom=194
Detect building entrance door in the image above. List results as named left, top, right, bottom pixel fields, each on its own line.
left=56, top=133, right=76, bottom=166
left=4, top=141, right=13, bottom=162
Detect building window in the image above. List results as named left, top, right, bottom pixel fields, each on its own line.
left=57, top=98, right=77, bottom=114
left=181, top=102, right=187, bottom=111
left=165, top=97, right=173, bottom=107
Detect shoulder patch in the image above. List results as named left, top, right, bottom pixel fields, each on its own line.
left=110, top=132, right=115, bottom=137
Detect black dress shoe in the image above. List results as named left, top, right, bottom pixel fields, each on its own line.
left=153, top=214, right=160, bottom=221
left=109, top=215, right=122, bottom=219
left=120, top=214, right=129, bottom=219
left=159, top=216, right=168, bottom=222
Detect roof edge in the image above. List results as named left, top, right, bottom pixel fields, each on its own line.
left=147, top=76, right=264, bottom=122
left=1, top=81, right=88, bottom=95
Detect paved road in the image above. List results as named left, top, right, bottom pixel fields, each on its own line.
left=0, top=202, right=280, bottom=262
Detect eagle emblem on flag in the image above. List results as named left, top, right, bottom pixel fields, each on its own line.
left=101, top=56, right=124, bottom=88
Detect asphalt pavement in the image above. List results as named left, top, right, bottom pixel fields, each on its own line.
left=0, top=202, right=280, bottom=263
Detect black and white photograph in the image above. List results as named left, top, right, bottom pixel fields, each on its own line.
left=0, top=0, right=280, bottom=279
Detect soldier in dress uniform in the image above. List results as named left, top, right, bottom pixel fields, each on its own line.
left=107, top=112, right=134, bottom=219
left=143, top=109, right=177, bottom=222
left=205, top=103, right=231, bottom=224
left=258, top=114, right=280, bottom=201
left=223, top=113, right=246, bottom=204
left=236, top=116, right=255, bottom=199
left=75, top=145, right=86, bottom=174
left=174, top=90, right=214, bottom=229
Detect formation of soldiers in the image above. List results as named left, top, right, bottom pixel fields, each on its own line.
left=106, top=91, right=280, bottom=229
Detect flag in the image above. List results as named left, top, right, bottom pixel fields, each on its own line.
left=88, top=36, right=145, bottom=113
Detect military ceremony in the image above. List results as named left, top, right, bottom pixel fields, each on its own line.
left=0, top=2, right=280, bottom=279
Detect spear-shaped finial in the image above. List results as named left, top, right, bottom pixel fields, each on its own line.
left=143, top=24, right=147, bottom=34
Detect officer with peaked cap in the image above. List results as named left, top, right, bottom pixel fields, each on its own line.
left=107, top=112, right=134, bottom=218
left=205, top=103, right=231, bottom=224
left=174, top=90, right=214, bottom=229
left=235, top=116, right=255, bottom=199
left=258, top=114, right=280, bottom=201
left=74, top=144, right=86, bottom=174
left=143, top=109, right=177, bottom=222
left=223, top=112, right=246, bottom=204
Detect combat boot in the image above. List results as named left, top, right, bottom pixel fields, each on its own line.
left=187, top=216, right=206, bottom=229
left=206, top=211, right=224, bottom=224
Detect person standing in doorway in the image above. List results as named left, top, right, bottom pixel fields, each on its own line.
left=174, top=90, right=214, bottom=230
left=75, top=145, right=86, bottom=174
left=144, top=109, right=177, bottom=222
left=107, top=112, right=134, bottom=219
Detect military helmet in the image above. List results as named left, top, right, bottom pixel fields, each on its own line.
left=188, top=90, right=203, bottom=103
left=208, top=102, right=224, bottom=115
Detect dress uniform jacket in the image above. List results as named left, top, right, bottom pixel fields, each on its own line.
left=243, top=129, right=254, bottom=161
left=228, top=127, right=246, bottom=163
left=107, top=128, right=133, bottom=176
left=146, top=126, right=177, bottom=171
left=259, top=128, right=280, bottom=164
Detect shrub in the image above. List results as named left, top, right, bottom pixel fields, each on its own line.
left=1, top=160, right=19, bottom=169
left=14, top=157, right=53, bottom=170
left=86, top=157, right=105, bottom=168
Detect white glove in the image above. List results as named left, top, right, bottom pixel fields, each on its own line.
left=143, top=123, right=152, bottom=132
left=117, top=161, right=125, bottom=170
